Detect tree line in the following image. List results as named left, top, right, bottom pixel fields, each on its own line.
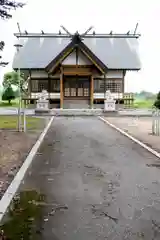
left=0, top=0, right=25, bottom=104
left=1, top=71, right=26, bottom=104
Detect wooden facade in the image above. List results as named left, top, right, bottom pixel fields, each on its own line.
left=24, top=66, right=127, bottom=109
left=19, top=32, right=138, bottom=108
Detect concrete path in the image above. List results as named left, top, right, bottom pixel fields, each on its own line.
left=0, top=107, right=34, bottom=115
left=21, top=117, right=160, bottom=239
left=118, top=109, right=153, bottom=116
left=0, top=107, right=153, bottom=116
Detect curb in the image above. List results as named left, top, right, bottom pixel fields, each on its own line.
left=0, top=116, right=54, bottom=222
left=99, top=116, right=160, bottom=159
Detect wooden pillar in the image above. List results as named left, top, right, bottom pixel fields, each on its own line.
left=28, top=71, right=31, bottom=99
left=103, top=74, right=106, bottom=100
left=90, top=75, right=94, bottom=109
left=122, top=70, right=126, bottom=94
left=28, top=76, right=31, bottom=98
left=60, top=67, right=63, bottom=109
left=48, top=78, right=51, bottom=107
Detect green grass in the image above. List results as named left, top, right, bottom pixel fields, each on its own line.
left=133, top=98, right=155, bottom=109
left=0, top=190, right=45, bottom=239
left=0, top=98, right=19, bottom=108
left=0, top=115, right=44, bottom=129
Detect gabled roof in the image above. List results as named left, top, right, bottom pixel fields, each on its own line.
left=12, top=32, right=141, bottom=71
left=46, top=34, right=107, bottom=74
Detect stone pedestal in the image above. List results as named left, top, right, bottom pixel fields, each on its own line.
left=104, top=90, right=116, bottom=112
left=36, top=100, right=49, bottom=111
left=35, top=90, right=50, bottom=113
left=104, top=99, right=116, bottom=111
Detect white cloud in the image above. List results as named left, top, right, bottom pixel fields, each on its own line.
left=0, top=0, right=160, bottom=92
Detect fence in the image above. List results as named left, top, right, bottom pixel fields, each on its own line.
left=123, top=93, right=134, bottom=107
left=152, top=109, right=160, bottom=136
left=17, top=110, right=27, bottom=132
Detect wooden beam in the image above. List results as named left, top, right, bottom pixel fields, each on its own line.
left=63, top=72, right=92, bottom=76
left=62, top=64, right=93, bottom=68
left=48, top=78, right=51, bottom=101
left=60, top=67, right=63, bottom=108
left=27, top=76, right=31, bottom=98
left=28, top=70, right=32, bottom=98
left=90, top=75, right=94, bottom=108
left=122, top=70, right=125, bottom=93
left=104, top=74, right=106, bottom=98
left=76, top=47, right=78, bottom=70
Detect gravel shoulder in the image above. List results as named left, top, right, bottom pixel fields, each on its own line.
left=0, top=117, right=49, bottom=199
left=105, top=117, right=160, bottom=153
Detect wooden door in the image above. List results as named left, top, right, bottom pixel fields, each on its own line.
left=64, top=76, right=90, bottom=98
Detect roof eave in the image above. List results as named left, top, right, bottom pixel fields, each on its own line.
left=13, top=67, right=46, bottom=71
left=108, top=68, right=141, bottom=71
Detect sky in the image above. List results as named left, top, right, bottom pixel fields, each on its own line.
left=0, top=0, right=160, bottom=93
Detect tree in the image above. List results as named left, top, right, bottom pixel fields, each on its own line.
left=154, top=91, right=160, bottom=109
left=0, top=40, right=6, bottom=66
left=2, top=85, right=15, bottom=104
left=0, top=0, right=24, bottom=19
left=3, top=71, right=27, bottom=93
left=0, top=0, right=25, bottom=65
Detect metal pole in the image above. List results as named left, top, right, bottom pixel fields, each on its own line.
left=17, top=67, right=21, bottom=131
left=152, top=110, right=155, bottom=135
left=23, top=110, right=26, bottom=132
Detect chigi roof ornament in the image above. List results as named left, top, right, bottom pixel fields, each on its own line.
left=60, top=25, right=94, bottom=38
left=14, top=23, right=141, bottom=38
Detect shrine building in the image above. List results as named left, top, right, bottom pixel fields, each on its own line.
left=12, top=26, right=141, bottom=109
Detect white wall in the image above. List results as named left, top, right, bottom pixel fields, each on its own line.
left=106, top=70, right=123, bottom=78
left=94, top=93, right=123, bottom=99
left=31, top=70, right=48, bottom=78
left=31, top=70, right=60, bottom=78
left=62, top=50, right=92, bottom=65
left=94, top=70, right=124, bottom=79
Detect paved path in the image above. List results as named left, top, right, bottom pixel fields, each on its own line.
left=22, top=117, right=160, bottom=239
left=0, top=107, right=152, bottom=116
left=0, top=107, right=34, bottom=115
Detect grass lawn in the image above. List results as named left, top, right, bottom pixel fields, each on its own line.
left=0, top=115, right=44, bottom=129
left=133, top=98, right=155, bottom=109
left=0, top=98, right=19, bottom=108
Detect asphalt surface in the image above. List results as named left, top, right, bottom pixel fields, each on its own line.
left=22, top=117, right=160, bottom=239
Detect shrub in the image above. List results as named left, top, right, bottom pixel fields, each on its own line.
left=154, top=91, right=160, bottom=109
left=2, top=86, right=15, bottom=104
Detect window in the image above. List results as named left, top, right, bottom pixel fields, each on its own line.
left=31, top=79, right=49, bottom=92
left=31, top=80, right=38, bottom=92
left=94, top=78, right=123, bottom=93
left=50, top=79, right=60, bottom=92
left=106, top=79, right=123, bottom=93
left=38, top=80, right=49, bottom=92
left=94, top=78, right=105, bottom=93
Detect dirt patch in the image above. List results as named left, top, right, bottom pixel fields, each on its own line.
left=0, top=118, right=48, bottom=199
left=104, top=117, right=160, bottom=154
